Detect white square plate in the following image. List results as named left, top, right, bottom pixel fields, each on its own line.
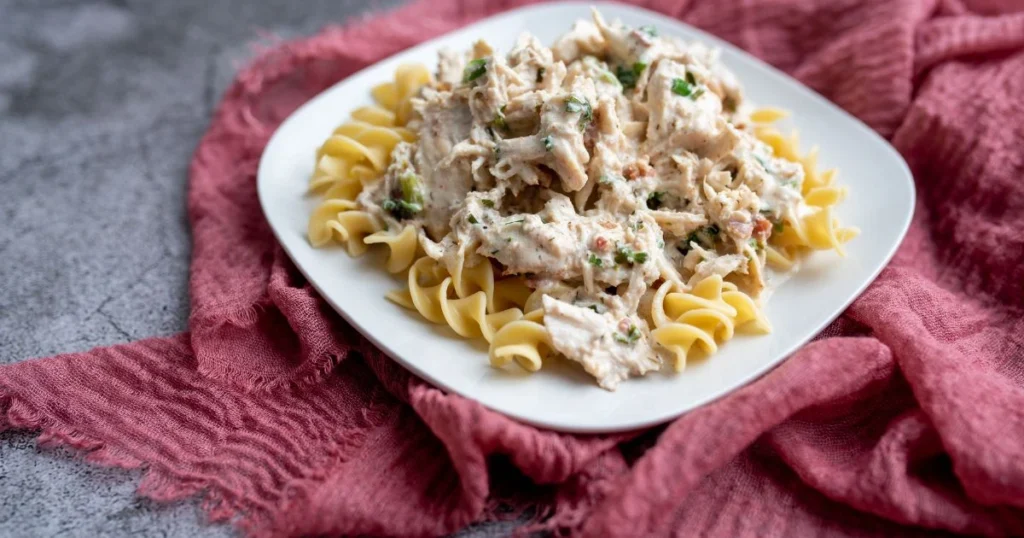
left=257, top=1, right=914, bottom=433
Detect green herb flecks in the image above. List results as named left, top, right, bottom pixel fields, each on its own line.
left=588, top=253, right=603, bottom=267
left=638, top=25, right=658, bottom=38
left=565, top=94, right=593, bottom=130
left=614, top=245, right=648, bottom=265
left=679, top=224, right=721, bottom=253
left=613, top=324, right=641, bottom=345
left=773, top=221, right=784, bottom=234
left=615, top=62, right=646, bottom=90
left=671, top=72, right=702, bottom=98
left=468, top=214, right=479, bottom=225
left=482, top=199, right=495, bottom=208
left=543, top=135, right=554, bottom=151
left=383, top=172, right=424, bottom=220
left=382, top=199, right=421, bottom=220
left=462, top=58, right=487, bottom=83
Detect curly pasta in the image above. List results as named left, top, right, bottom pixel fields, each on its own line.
left=488, top=317, right=551, bottom=372
left=752, top=111, right=860, bottom=266
left=647, top=275, right=769, bottom=371
left=307, top=64, right=432, bottom=271
left=391, top=257, right=530, bottom=343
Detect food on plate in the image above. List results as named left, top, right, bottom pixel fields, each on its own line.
left=306, top=9, right=857, bottom=390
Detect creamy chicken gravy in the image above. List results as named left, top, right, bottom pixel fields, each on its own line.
left=357, top=10, right=808, bottom=389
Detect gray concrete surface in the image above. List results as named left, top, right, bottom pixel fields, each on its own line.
left=0, top=1, right=521, bottom=536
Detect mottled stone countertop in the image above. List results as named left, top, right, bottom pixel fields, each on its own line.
left=0, top=1, right=515, bottom=536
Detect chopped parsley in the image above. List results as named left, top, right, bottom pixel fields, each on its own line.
left=482, top=199, right=495, bottom=208
left=613, top=325, right=641, bottom=345
left=615, top=62, right=646, bottom=90
left=749, top=238, right=759, bottom=249
left=639, top=25, right=658, bottom=38
left=588, top=253, right=603, bottom=267
left=671, top=75, right=696, bottom=98
left=679, top=224, right=721, bottom=253
left=587, top=304, right=604, bottom=314
left=462, top=58, right=487, bottom=83
left=614, top=246, right=648, bottom=265
left=468, top=214, right=479, bottom=225
left=646, top=191, right=665, bottom=210
left=774, top=221, right=784, bottom=233
left=542, top=135, right=554, bottom=151
left=565, top=95, right=593, bottom=130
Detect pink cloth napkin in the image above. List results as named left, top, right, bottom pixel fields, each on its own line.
left=4, top=0, right=1024, bottom=535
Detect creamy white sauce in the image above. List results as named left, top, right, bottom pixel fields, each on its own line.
left=360, top=9, right=812, bottom=389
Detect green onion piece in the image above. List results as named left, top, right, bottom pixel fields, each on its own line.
left=614, top=245, right=646, bottom=265
left=468, top=214, right=479, bottom=224
left=615, top=62, right=646, bottom=90
left=382, top=199, right=422, bottom=220
left=671, top=77, right=694, bottom=97
left=399, top=172, right=424, bottom=205
left=565, top=95, right=593, bottom=130
left=463, top=58, right=487, bottom=83
left=482, top=199, right=495, bottom=208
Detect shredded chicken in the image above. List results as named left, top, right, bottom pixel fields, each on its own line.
left=362, top=9, right=811, bottom=389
